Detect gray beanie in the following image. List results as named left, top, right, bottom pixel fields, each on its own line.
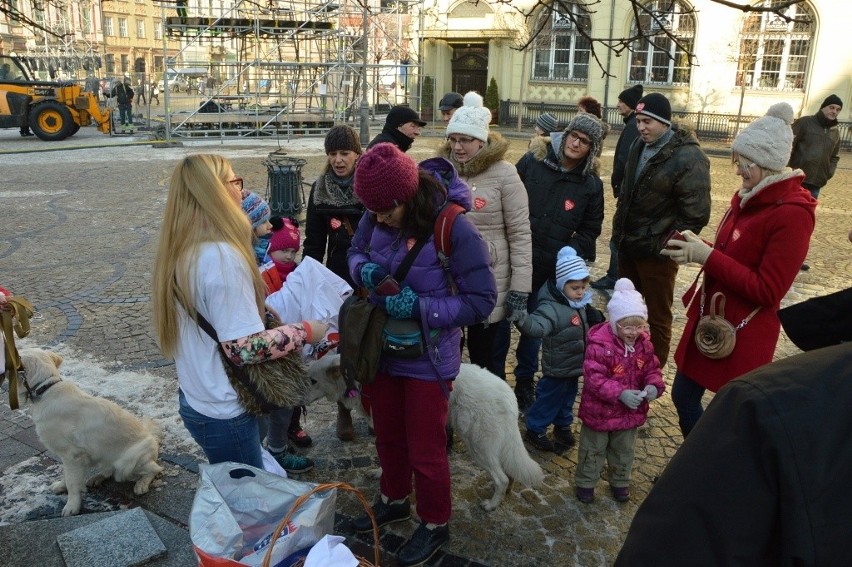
left=731, top=102, right=794, bottom=172
left=559, top=113, right=604, bottom=176
left=536, top=112, right=559, bottom=134
left=555, top=246, right=589, bottom=292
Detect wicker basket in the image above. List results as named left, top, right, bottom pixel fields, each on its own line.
left=261, top=481, right=380, bottom=567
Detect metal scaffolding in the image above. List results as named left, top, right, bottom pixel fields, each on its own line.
left=157, top=0, right=423, bottom=139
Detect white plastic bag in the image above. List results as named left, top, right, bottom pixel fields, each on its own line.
left=191, top=462, right=336, bottom=567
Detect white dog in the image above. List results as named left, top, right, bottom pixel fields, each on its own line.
left=17, top=348, right=163, bottom=516
left=309, top=354, right=545, bottom=510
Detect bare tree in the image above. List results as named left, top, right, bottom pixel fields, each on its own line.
left=490, top=0, right=810, bottom=77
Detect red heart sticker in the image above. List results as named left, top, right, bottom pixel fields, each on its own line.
left=474, top=197, right=486, bottom=210
left=407, top=237, right=417, bottom=250
left=571, top=314, right=580, bottom=326
left=564, top=199, right=575, bottom=211
left=330, top=218, right=342, bottom=230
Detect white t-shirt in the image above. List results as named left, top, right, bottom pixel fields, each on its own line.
left=175, top=242, right=264, bottom=419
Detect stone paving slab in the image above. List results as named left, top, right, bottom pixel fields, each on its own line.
left=57, top=507, right=167, bottom=567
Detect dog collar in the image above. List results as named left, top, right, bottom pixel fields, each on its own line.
left=23, top=370, right=62, bottom=401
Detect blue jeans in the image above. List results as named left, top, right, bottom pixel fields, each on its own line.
left=178, top=389, right=264, bottom=468
left=671, top=371, right=705, bottom=438
left=119, top=105, right=132, bottom=125
left=525, top=376, right=579, bottom=433
left=258, top=407, right=294, bottom=453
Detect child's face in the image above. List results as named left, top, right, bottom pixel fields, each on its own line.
left=616, top=319, right=649, bottom=346
left=562, top=280, right=588, bottom=302
left=270, top=248, right=297, bottom=263
left=254, top=220, right=272, bottom=237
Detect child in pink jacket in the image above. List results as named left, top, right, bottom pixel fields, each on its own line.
left=576, top=278, right=665, bottom=503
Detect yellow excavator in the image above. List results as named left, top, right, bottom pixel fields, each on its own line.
left=0, top=54, right=111, bottom=141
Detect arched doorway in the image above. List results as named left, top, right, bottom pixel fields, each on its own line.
left=451, top=43, right=488, bottom=96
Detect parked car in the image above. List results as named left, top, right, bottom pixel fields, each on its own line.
left=156, top=70, right=189, bottom=93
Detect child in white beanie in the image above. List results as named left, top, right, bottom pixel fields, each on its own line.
left=575, top=278, right=665, bottom=503
left=507, top=246, right=604, bottom=453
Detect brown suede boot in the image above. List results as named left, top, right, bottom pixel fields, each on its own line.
left=336, top=402, right=354, bottom=441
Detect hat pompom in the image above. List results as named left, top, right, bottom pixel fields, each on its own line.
left=613, top=278, right=636, bottom=293
left=463, top=91, right=484, bottom=109
left=766, top=102, right=794, bottom=125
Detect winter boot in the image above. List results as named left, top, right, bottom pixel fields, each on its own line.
left=514, top=377, right=536, bottom=414
left=336, top=402, right=354, bottom=441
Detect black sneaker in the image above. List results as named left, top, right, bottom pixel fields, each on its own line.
left=397, top=521, right=450, bottom=567
left=800, top=263, right=810, bottom=271
left=524, top=429, right=554, bottom=452
left=591, top=275, right=617, bottom=290
left=553, top=426, right=575, bottom=450
left=352, top=497, right=410, bottom=533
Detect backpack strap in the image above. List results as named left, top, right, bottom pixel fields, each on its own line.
left=433, top=202, right=465, bottom=294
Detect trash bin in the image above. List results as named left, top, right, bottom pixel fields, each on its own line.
left=264, top=152, right=307, bottom=215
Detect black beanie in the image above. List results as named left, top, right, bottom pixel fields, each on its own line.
left=324, top=125, right=362, bottom=154
left=635, top=93, right=672, bottom=126
left=618, top=84, right=644, bottom=109
left=386, top=105, right=427, bottom=128
left=821, top=94, right=843, bottom=109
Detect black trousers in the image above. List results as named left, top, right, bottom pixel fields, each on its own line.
left=461, top=322, right=501, bottom=375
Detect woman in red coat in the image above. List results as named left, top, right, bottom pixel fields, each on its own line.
left=662, top=102, right=817, bottom=437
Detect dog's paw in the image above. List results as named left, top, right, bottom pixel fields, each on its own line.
left=50, top=480, right=67, bottom=494
left=133, top=479, right=153, bottom=495
left=87, top=474, right=108, bottom=488
left=480, top=498, right=500, bottom=512
left=61, top=501, right=81, bottom=517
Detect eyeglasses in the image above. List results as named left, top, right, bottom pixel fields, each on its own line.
left=617, top=323, right=649, bottom=334
left=733, top=160, right=756, bottom=180
left=566, top=131, right=592, bottom=148
left=228, top=177, right=244, bottom=190
left=448, top=136, right=478, bottom=146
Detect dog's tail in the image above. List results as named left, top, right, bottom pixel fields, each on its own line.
left=501, top=433, right=545, bottom=488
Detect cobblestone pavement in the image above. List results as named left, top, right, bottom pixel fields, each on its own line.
left=1, top=125, right=850, bottom=566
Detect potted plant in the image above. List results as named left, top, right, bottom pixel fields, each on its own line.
left=421, top=76, right=435, bottom=122
left=484, top=77, right=499, bottom=124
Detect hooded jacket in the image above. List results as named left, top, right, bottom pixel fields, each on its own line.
left=514, top=279, right=604, bottom=378
left=439, top=132, right=532, bottom=323
left=674, top=169, right=816, bottom=392
left=579, top=321, right=665, bottom=432
left=516, top=134, right=604, bottom=291
left=302, top=166, right=365, bottom=287
left=788, top=111, right=841, bottom=189
left=612, top=124, right=711, bottom=259
left=347, top=157, right=497, bottom=382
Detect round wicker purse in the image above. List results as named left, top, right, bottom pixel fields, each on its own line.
left=261, top=482, right=380, bottom=567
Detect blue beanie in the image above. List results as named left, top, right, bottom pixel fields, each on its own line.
left=555, top=246, right=589, bottom=292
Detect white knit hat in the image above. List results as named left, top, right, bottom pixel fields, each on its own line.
left=555, top=246, right=589, bottom=292
left=446, top=91, right=491, bottom=142
left=731, top=102, right=794, bottom=172
left=607, top=278, right=648, bottom=331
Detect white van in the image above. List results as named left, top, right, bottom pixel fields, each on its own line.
left=156, top=69, right=188, bottom=93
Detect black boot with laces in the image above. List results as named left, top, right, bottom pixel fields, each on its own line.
left=397, top=521, right=450, bottom=566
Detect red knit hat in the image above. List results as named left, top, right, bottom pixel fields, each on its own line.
left=354, top=143, right=419, bottom=212
left=268, top=217, right=301, bottom=253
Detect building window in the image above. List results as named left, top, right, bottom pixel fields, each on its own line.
left=154, top=56, right=164, bottom=72
left=736, top=0, right=813, bottom=91
left=119, top=18, right=128, bottom=38
left=104, top=17, right=114, bottom=37
left=136, top=19, right=145, bottom=38
left=121, top=54, right=129, bottom=73
left=82, top=7, right=92, bottom=33
left=531, top=2, right=592, bottom=82
left=154, top=21, right=162, bottom=40
left=105, top=54, right=115, bottom=73
left=628, top=0, right=695, bottom=85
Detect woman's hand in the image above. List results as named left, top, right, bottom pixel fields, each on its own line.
left=660, top=230, right=713, bottom=265
left=304, top=320, right=330, bottom=344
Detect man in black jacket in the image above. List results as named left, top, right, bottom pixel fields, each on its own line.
left=611, top=92, right=710, bottom=365
left=111, top=75, right=135, bottom=134
left=592, top=84, right=643, bottom=291
left=616, top=343, right=852, bottom=566
left=366, top=105, right=426, bottom=152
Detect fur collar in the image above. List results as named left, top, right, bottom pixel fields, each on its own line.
left=438, top=132, right=510, bottom=177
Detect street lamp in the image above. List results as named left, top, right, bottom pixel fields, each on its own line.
left=359, top=0, right=369, bottom=142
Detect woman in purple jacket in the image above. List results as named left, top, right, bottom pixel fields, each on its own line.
left=347, top=143, right=497, bottom=566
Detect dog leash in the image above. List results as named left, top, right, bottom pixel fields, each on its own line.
left=1, top=295, right=35, bottom=411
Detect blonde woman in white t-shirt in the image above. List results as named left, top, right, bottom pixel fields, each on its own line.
left=152, top=154, right=328, bottom=468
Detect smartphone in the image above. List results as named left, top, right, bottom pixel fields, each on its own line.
left=664, top=229, right=686, bottom=250
left=375, top=275, right=401, bottom=296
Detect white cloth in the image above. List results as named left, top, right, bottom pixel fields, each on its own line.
left=304, top=535, right=359, bottom=567
left=265, top=256, right=352, bottom=331
left=175, top=243, right=265, bottom=419
left=261, top=449, right=288, bottom=477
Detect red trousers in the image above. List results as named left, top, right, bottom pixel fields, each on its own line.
left=369, top=371, right=452, bottom=524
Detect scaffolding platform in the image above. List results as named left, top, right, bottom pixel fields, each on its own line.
left=164, top=17, right=333, bottom=38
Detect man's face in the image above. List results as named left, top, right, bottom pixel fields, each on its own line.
left=397, top=121, right=423, bottom=140
left=636, top=115, right=669, bottom=144
left=616, top=100, right=632, bottom=117
left=822, top=104, right=841, bottom=121
left=441, top=108, right=457, bottom=123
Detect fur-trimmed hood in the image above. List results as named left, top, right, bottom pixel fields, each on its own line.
left=438, top=131, right=510, bottom=177
left=527, top=134, right=601, bottom=177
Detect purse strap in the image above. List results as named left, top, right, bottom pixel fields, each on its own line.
left=700, top=283, right=761, bottom=331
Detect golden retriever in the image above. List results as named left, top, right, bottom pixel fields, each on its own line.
left=17, top=348, right=163, bottom=516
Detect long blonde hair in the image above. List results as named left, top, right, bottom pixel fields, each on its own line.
left=152, top=154, right=265, bottom=358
